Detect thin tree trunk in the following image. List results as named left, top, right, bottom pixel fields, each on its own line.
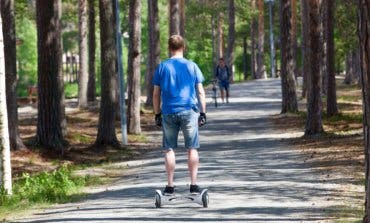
left=127, top=0, right=141, bottom=134
left=358, top=0, right=370, bottom=221
left=243, top=36, right=248, bottom=80
left=78, top=0, right=89, bottom=108
left=145, top=0, right=160, bottom=107
left=257, top=0, right=266, bottom=79
left=280, top=0, right=298, bottom=113
left=291, top=0, right=298, bottom=80
left=211, top=15, right=217, bottom=71
left=36, top=0, right=66, bottom=150
left=321, top=0, right=328, bottom=95
left=217, top=12, right=224, bottom=59
left=301, top=0, right=309, bottom=98
left=325, top=0, right=338, bottom=117
left=305, top=0, right=323, bottom=136
left=1, top=0, right=25, bottom=150
left=169, top=0, right=180, bottom=35
left=0, top=13, right=12, bottom=195
left=179, top=0, right=185, bottom=38
left=226, top=0, right=235, bottom=81
left=251, top=0, right=257, bottom=79
left=95, top=0, right=119, bottom=147
left=87, top=0, right=96, bottom=102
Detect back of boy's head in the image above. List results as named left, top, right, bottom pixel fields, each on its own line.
left=168, top=35, right=185, bottom=51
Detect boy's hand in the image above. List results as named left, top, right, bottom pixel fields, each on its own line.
left=198, top=113, right=206, bottom=127
left=155, top=113, right=162, bottom=127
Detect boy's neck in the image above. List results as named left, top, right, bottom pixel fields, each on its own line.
left=170, top=50, right=184, bottom=59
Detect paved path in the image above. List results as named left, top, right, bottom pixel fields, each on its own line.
left=16, top=79, right=344, bottom=222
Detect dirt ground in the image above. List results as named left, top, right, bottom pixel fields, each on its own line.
left=12, top=99, right=160, bottom=179
left=272, top=80, right=365, bottom=219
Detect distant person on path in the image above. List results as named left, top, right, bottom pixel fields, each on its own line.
left=215, top=58, right=231, bottom=103
left=152, top=35, right=207, bottom=195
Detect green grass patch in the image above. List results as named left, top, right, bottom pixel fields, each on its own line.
left=0, top=165, right=99, bottom=219
left=65, top=83, right=78, bottom=99
left=326, top=112, right=362, bottom=123
left=128, top=134, right=148, bottom=143
left=337, top=94, right=361, bottom=102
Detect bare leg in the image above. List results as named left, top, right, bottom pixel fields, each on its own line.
left=188, top=148, right=199, bottom=185
left=226, top=89, right=230, bottom=103
left=165, top=149, right=176, bottom=187
left=220, top=89, right=225, bottom=103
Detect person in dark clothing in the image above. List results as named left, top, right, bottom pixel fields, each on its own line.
left=214, top=58, right=231, bottom=103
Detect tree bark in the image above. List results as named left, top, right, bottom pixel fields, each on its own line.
left=257, top=0, right=266, bottom=79
left=179, top=0, right=185, bottom=38
left=301, top=0, right=310, bottom=98
left=95, top=0, right=119, bottom=147
left=305, top=0, right=324, bottom=136
left=145, top=0, right=160, bottom=107
left=0, top=13, right=12, bottom=195
left=87, top=0, right=96, bottom=102
left=226, top=0, right=235, bottom=81
left=321, top=0, right=328, bottom=95
left=169, top=0, right=180, bottom=36
left=36, top=0, right=66, bottom=150
left=251, top=0, right=257, bottom=79
left=325, top=0, right=338, bottom=117
left=0, top=0, right=25, bottom=150
left=217, top=12, right=224, bottom=60
left=127, top=0, right=141, bottom=134
left=280, top=0, right=298, bottom=113
left=291, top=0, right=298, bottom=79
left=358, top=0, right=370, bottom=221
left=78, top=0, right=89, bottom=108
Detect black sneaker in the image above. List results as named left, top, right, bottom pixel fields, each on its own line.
left=190, top=184, right=202, bottom=194
left=163, top=186, right=174, bottom=195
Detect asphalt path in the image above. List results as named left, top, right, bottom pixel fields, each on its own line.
left=15, top=79, right=345, bottom=223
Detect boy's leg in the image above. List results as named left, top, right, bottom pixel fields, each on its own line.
left=165, top=149, right=176, bottom=187
left=220, top=89, right=225, bottom=102
left=188, top=148, right=199, bottom=185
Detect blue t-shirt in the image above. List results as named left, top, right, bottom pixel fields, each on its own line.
left=152, top=58, right=204, bottom=114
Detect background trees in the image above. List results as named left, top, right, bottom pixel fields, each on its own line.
left=127, top=0, right=141, bottom=134
left=0, top=0, right=25, bottom=150
left=35, top=0, right=66, bottom=150
left=0, top=10, right=12, bottom=195
left=95, top=0, right=119, bottom=147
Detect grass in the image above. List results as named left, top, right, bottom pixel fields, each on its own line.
left=0, top=165, right=100, bottom=219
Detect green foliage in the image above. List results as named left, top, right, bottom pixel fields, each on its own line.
left=16, top=17, right=38, bottom=96
left=0, top=166, right=87, bottom=208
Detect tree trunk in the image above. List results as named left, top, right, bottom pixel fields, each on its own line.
left=179, top=0, right=185, bottom=38
left=95, top=0, right=119, bottom=147
left=226, top=0, right=235, bottom=81
left=305, top=0, right=323, bottom=136
left=291, top=0, right=298, bottom=80
left=280, top=0, right=298, bottom=113
left=0, top=13, right=12, bottom=195
left=301, top=0, right=310, bottom=98
left=251, top=0, right=257, bottom=79
left=211, top=15, right=217, bottom=71
left=78, top=0, right=89, bottom=108
left=36, top=0, right=66, bottom=150
left=243, top=36, right=248, bottom=80
left=169, top=0, right=180, bottom=35
left=217, top=12, right=224, bottom=59
left=321, top=0, right=328, bottom=95
left=325, top=0, right=338, bottom=117
left=127, top=0, right=141, bottom=134
left=0, top=0, right=25, bottom=150
left=87, top=0, right=96, bottom=102
left=358, top=0, right=370, bottom=221
left=145, top=0, right=160, bottom=107
left=257, top=0, right=266, bottom=79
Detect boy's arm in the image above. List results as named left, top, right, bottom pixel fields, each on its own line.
left=153, top=86, right=161, bottom=114
left=196, top=83, right=206, bottom=113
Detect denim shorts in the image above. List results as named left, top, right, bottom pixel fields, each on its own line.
left=162, top=109, right=200, bottom=150
left=219, top=81, right=230, bottom=91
